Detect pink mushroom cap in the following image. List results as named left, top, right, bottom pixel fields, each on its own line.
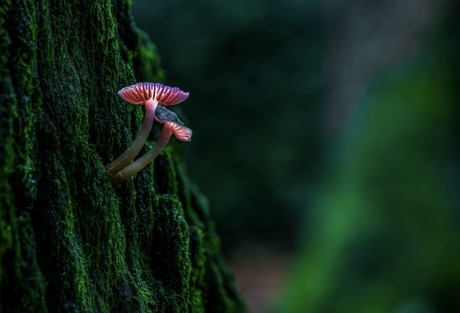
left=165, top=121, right=193, bottom=142
left=118, top=82, right=189, bottom=106
left=155, top=106, right=193, bottom=142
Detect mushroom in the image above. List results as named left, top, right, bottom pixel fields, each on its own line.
left=111, top=106, right=192, bottom=184
left=105, top=82, right=189, bottom=175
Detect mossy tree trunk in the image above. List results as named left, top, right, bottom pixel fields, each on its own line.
left=0, top=1, right=244, bottom=312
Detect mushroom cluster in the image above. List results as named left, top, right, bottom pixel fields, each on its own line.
left=106, top=82, right=192, bottom=184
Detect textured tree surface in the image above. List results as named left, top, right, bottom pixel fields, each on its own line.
left=0, top=1, right=245, bottom=312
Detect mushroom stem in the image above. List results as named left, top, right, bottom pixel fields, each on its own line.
left=105, top=100, right=157, bottom=175
left=111, top=128, right=173, bottom=184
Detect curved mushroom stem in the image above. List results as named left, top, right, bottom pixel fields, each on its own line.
left=111, top=127, right=173, bottom=184
left=105, top=100, right=157, bottom=175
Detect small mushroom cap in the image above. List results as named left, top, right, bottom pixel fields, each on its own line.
left=166, top=121, right=193, bottom=142
left=155, top=106, right=192, bottom=142
left=118, top=82, right=189, bottom=106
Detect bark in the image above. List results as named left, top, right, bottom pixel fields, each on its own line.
left=0, top=0, right=245, bottom=312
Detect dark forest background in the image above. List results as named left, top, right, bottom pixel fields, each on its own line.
left=131, top=0, right=460, bottom=312
left=133, top=0, right=324, bottom=252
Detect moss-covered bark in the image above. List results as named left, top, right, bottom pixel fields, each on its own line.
left=0, top=0, right=245, bottom=312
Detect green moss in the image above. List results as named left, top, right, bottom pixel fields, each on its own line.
left=0, top=0, right=245, bottom=312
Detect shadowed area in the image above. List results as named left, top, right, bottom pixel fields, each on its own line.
left=132, top=0, right=460, bottom=312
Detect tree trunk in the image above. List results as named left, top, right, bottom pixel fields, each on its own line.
left=0, top=1, right=245, bottom=312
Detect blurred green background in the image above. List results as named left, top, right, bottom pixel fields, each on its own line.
left=132, top=0, right=460, bottom=312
